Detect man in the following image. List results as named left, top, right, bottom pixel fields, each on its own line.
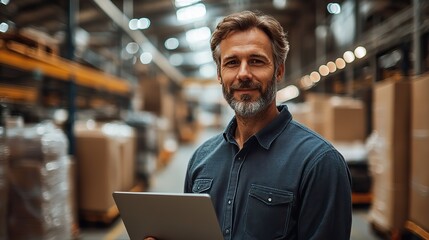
left=149, top=10, right=352, bottom=240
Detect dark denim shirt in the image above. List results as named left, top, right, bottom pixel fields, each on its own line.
left=184, top=105, right=352, bottom=240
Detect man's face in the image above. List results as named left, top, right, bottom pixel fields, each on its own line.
left=218, top=28, right=282, bottom=117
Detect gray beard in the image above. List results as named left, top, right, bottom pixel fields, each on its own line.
left=222, top=75, right=277, bottom=117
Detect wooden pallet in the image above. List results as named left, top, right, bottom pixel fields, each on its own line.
left=369, top=220, right=403, bottom=240
left=405, top=221, right=429, bottom=240
left=352, top=192, right=372, bottom=205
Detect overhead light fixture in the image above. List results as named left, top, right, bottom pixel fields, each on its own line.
left=273, top=0, right=287, bottom=9
left=165, top=38, right=180, bottom=50
left=186, top=27, right=211, bottom=44
left=354, top=46, right=367, bottom=59
left=335, top=58, right=346, bottom=69
left=0, top=22, right=9, bottom=33
left=1, top=0, right=9, bottom=5
left=310, top=71, right=321, bottom=83
left=126, top=42, right=139, bottom=54
left=318, top=65, right=330, bottom=76
left=327, top=61, right=337, bottom=73
left=327, top=3, right=341, bottom=14
left=176, top=3, right=206, bottom=22
left=140, top=52, right=153, bottom=64
left=343, top=51, right=355, bottom=63
left=137, top=18, right=151, bottom=29
left=300, top=75, right=314, bottom=89
left=276, top=85, right=300, bottom=103
left=175, top=0, right=201, bottom=8
left=129, top=19, right=138, bottom=30
left=129, top=18, right=150, bottom=30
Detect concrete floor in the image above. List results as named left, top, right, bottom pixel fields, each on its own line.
left=79, top=127, right=382, bottom=240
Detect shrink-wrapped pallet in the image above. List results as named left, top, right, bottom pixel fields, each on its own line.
left=6, top=121, right=72, bottom=240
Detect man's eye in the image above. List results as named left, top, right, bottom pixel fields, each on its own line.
left=250, top=59, right=263, bottom=65
left=225, top=60, right=238, bottom=66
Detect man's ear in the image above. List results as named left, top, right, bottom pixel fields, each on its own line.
left=218, top=71, right=223, bottom=84
left=276, top=64, right=285, bottom=81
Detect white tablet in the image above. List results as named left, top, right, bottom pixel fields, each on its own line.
left=112, top=191, right=224, bottom=240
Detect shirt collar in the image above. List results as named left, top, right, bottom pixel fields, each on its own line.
left=222, top=105, right=292, bottom=149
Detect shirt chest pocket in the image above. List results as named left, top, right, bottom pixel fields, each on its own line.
left=192, top=178, right=213, bottom=193
left=245, top=184, right=294, bottom=240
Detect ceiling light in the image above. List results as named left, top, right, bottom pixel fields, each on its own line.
left=273, top=0, right=287, bottom=9
left=0, top=22, right=9, bottom=33
left=165, top=38, right=180, bottom=50
left=327, top=3, right=341, bottom=14
left=128, top=19, right=138, bottom=30
left=335, top=58, right=346, bottom=69
left=327, top=61, right=337, bottom=73
left=138, top=18, right=151, bottom=29
left=300, top=75, right=314, bottom=89
left=310, top=71, right=321, bottom=83
left=354, top=46, right=367, bottom=59
left=1, top=0, right=9, bottom=5
left=140, top=52, right=153, bottom=64
left=175, top=0, right=201, bottom=8
left=186, top=27, right=211, bottom=44
left=126, top=42, right=139, bottom=54
left=176, top=3, right=206, bottom=22
left=277, top=85, right=299, bottom=103
left=319, top=65, right=330, bottom=76
left=343, top=51, right=355, bottom=63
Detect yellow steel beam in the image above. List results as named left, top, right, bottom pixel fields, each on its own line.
left=0, top=46, right=130, bottom=95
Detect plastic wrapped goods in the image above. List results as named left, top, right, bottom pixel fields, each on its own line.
left=0, top=127, right=9, bottom=240
left=6, top=121, right=72, bottom=240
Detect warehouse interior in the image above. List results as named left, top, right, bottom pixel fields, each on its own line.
left=0, top=0, right=428, bottom=239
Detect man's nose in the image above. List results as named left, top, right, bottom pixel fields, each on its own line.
left=237, top=62, right=252, bottom=81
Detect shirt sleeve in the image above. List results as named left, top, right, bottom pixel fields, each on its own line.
left=297, top=149, right=352, bottom=240
left=183, top=150, right=198, bottom=193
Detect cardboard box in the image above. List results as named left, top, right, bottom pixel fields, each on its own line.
left=289, top=103, right=311, bottom=127
left=305, top=93, right=330, bottom=136
left=324, top=97, right=366, bottom=142
left=368, top=80, right=411, bottom=231
left=409, top=75, right=429, bottom=231
left=304, top=94, right=366, bottom=142
left=75, top=130, right=122, bottom=212
left=118, top=134, right=136, bottom=191
left=75, top=122, right=136, bottom=212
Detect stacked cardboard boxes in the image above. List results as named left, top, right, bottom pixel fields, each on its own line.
left=75, top=121, right=136, bottom=212
left=368, top=80, right=411, bottom=233
left=298, top=93, right=367, bottom=143
left=409, top=75, right=429, bottom=232
left=323, top=96, right=366, bottom=142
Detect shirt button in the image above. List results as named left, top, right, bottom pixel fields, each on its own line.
left=228, top=200, right=232, bottom=205
left=268, top=197, right=272, bottom=202
left=225, top=229, right=230, bottom=234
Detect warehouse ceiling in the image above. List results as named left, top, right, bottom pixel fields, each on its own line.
left=0, top=0, right=412, bottom=86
